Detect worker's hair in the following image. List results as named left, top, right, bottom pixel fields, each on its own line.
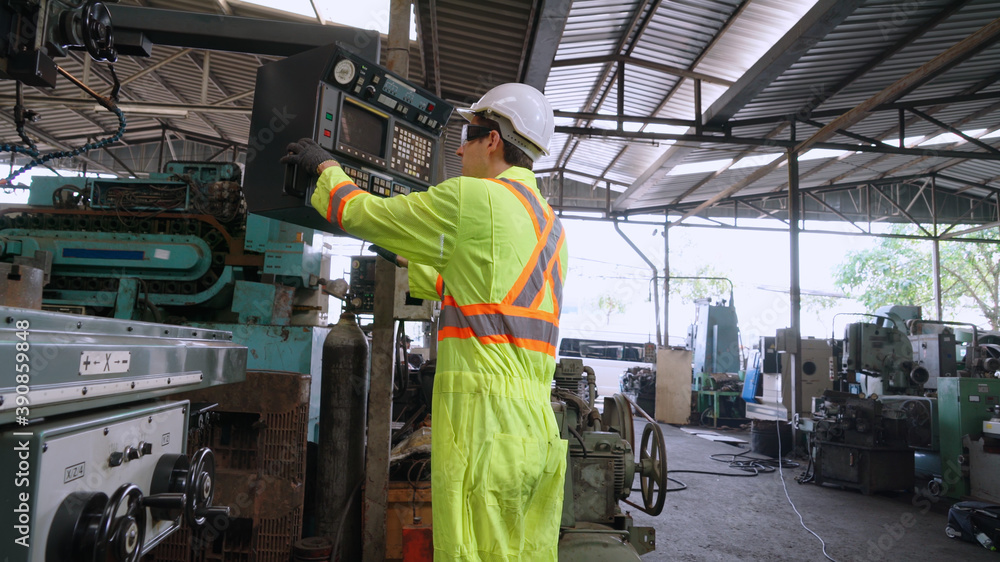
left=479, top=115, right=535, bottom=170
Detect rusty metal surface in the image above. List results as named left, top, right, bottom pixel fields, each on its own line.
left=0, top=263, right=45, bottom=309
left=172, top=368, right=309, bottom=414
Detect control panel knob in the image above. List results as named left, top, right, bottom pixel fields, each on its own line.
left=363, top=85, right=376, bottom=100
left=139, top=441, right=153, bottom=456
left=143, top=492, right=188, bottom=519
left=109, top=451, right=125, bottom=467
left=124, top=445, right=141, bottom=461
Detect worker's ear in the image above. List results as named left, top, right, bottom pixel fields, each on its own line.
left=488, top=129, right=504, bottom=154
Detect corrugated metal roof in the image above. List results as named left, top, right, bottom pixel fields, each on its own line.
left=0, top=0, right=997, bottom=228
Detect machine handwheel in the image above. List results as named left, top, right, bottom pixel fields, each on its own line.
left=47, top=484, right=147, bottom=562
left=187, top=447, right=217, bottom=529
left=83, top=2, right=116, bottom=62
left=638, top=422, right=667, bottom=516
left=95, top=484, right=146, bottom=562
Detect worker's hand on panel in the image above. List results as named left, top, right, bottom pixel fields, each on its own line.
left=279, top=137, right=337, bottom=176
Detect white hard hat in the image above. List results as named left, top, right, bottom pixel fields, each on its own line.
left=457, top=83, right=554, bottom=162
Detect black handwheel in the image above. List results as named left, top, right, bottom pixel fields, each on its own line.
left=83, top=2, right=116, bottom=62
left=188, top=447, right=217, bottom=529
left=83, top=484, right=145, bottom=562
left=47, top=485, right=146, bottom=562
left=638, top=422, right=667, bottom=516
left=152, top=448, right=219, bottom=530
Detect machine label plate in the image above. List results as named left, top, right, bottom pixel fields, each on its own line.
left=979, top=384, right=990, bottom=393
left=63, top=462, right=85, bottom=483
left=79, top=351, right=131, bottom=375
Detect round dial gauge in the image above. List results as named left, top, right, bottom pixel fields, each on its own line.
left=333, top=59, right=356, bottom=85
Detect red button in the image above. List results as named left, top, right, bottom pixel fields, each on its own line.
left=427, top=103, right=434, bottom=111
left=324, top=129, right=331, bottom=137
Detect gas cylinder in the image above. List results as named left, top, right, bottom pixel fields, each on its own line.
left=317, top=312, right=369, bottom=560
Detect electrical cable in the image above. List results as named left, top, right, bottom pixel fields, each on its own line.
left=777, top=421, right=839, bottom=562
left=665, top=476, right=687, bottom=492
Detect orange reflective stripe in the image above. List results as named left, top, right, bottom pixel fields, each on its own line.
left=327, top=180, right=365, bottom=228
left=438, top=327, right=555, bottom=356
left=504, top=219, right=552, bottom=305
left=488, top=178, right=543, bottom=238
left=522, top=225, right=564, bottom=309
left=444, top=300, right=558, bottom=324
left=435, top=176, right=564, bottom=357
left=438, top=325, right=477, bottom=340
left=436, top=275, right=445, bottom=299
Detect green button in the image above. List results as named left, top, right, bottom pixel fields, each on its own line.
left=325, top=112, right=333, bottom=120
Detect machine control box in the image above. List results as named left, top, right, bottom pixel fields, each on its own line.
left=1, top=400, right=189, bottom=562
left=244, top=43, right=454, bottom=235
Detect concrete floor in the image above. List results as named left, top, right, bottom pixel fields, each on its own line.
left=629, top=421, right=997, bottom=562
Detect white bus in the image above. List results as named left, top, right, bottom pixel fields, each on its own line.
left=557, top=336, right=655, bottom=400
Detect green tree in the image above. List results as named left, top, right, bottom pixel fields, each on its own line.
left=596, top=293, right=626, bottom=325
left=833, top=225, right=1000, bottom=329
left=668, top=264, right=733, bottom=304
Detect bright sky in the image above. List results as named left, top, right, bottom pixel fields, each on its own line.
left=237, top=0, right=417, bottom=40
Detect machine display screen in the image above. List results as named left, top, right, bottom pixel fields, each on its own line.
left=339, top=100, right=388, bottom=159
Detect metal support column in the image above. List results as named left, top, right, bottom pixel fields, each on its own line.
left=788, top=146, right=802, bottom=448
left=362, top=2, right=409, bottom=560
left=932, top=175, right=943, bottom=320
left=664, top=220, right=670, bottom=347
left=932, top=239, right=943, bottom=321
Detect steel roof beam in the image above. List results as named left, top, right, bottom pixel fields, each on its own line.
left=553, top=0, right=661, bottom=169
left=554, top=126, right=1000, bottom=160
left=614, top=0, right=863, bottom=211
left=727, top=90, right=1000, bottom=130
left=108, top=5, right=380, bottom=59
left=551, top=54, right=733, bottom=86
left=670, top=17, right=1000, bottom=226
left=520, top=0, right=571, bottom=91
left=672, top=1, right=972, bottom=209
left=584, top=0, right=751, bottom=194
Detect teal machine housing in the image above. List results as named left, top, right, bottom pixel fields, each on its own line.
left=0, top=163, right=335, bottom=442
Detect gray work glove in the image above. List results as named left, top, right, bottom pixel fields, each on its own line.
left=279, top=138, right=335, bottom=175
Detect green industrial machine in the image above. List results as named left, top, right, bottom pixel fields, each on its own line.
left=687, top=299, right=744, bottom=426
left=937, top=377, right=1000, bottom=499
left=842, top=321, right=929, bottom=396
left=551, top=359, right=662, bottom=561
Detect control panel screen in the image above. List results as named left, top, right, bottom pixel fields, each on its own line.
left=340, top=100, right=387, bottom=160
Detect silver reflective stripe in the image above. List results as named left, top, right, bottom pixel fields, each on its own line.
left=512, top=219, right=564, bottom=308
left=495, top=178, right=563, bottom=308
left=441, top=305, right=559, bottom=347
left=497, top=178, right=547, bottom=234
left=328, top=182, right=363, bottom=220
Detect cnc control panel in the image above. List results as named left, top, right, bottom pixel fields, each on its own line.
left=244, top=43, right=455, bottom=235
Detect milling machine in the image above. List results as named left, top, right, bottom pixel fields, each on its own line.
left=0, top=304, right=247, bottom=562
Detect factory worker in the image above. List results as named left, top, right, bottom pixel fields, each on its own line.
left=281, top=82, right=568, bottom=561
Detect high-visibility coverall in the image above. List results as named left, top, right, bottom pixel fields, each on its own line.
left=312, top=164, right=568, bottom=561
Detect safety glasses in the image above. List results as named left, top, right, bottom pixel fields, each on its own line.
left=460, top=124, right=493, bottom=145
